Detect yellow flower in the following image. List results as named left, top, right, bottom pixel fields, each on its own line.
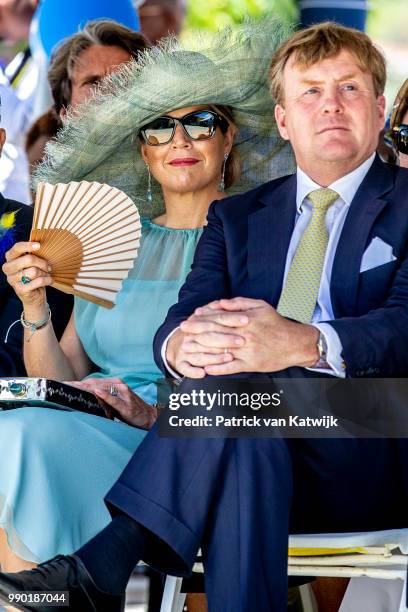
left=0, top=211, right=17, bottom=230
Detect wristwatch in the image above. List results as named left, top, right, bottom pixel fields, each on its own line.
left=315, top=331, right=328, bottom=367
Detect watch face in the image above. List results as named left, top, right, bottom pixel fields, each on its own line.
left=318, top=333, right=328, bottom=360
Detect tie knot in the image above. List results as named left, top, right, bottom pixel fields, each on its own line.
left=307, top=188, right=338, bottom=210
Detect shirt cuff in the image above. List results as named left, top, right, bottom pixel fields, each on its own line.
left=307, top=322, right=346, bottom=378
left=161, top=327, right=183, bottom=379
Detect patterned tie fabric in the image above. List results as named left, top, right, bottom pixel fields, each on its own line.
left=277, top=188, right=339, bottom=323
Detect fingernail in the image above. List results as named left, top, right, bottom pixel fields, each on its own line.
left=234, top=337, right=243, bottom=345
left=32, top=243, right=40, bottom=250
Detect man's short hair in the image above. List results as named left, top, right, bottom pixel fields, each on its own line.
left=48, top=19, right=149, bottom=113
left=269, top=22, right=386, bottom=106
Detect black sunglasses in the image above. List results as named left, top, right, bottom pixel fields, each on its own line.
left=139, top=110, right=229, bottom=146
left=392, top=124, right=408, bottom=155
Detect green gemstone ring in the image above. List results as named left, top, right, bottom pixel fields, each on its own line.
left=21, top=275, right=32, bottom=285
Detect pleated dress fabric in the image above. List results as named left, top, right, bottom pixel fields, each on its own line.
left=0, top=218, right=202, bottom=563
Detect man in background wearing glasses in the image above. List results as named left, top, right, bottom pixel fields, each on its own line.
left=390, top=78, right=408, bottom=168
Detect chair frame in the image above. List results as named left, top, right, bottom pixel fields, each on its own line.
left=159, top=539, right=408, bottom=612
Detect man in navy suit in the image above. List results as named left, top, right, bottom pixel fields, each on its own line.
left=1, top=22, right=408, bottom=612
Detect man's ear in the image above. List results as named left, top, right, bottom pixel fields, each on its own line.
left=0, top=128, right=6, bottom=156
left=274, top=104, right=289, bottom=141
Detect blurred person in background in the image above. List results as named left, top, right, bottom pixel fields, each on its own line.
left=0, top=0, right=37, bottom=44
left=0, top=2, right=36, bottom=203
left=0, top=107, right=73, bottom=375
left=0, top=76, right=31, bottom=202
left=0, top=2, right=142, bottom=203
left=47, top=19, right=148, bottom=116
left=25, top=107, right=60, bottom=175
left=0, top=95, right=69, bottom=374
left=0, top=119, right=33, bottom=374
left=390, top=79, right=408, bottom=169
left=25, top=20, right=149, bottom=185
left=1, top=0, right=140, bottom=117
left=1, top=0, right=38, bottom=120
left=138, top=0, right=186, bottom=44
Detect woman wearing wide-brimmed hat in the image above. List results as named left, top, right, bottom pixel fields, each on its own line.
left=0, top=22, right=292, bottom=574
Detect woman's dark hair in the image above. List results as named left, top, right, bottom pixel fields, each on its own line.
left=210, top=104, right=241, bottom=189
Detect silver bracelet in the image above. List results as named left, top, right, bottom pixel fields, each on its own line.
left=20, top=304, right=52, bottom=342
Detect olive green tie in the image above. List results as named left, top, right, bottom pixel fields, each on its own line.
left=277, top=188, right=339, bottom=323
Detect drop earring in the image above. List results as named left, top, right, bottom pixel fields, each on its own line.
left=146, top=163, right=152, bottom=203
left=219, top=153, right=229, bottom=192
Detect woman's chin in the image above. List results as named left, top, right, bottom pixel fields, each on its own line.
left=165, top=179, right=217, bottom=196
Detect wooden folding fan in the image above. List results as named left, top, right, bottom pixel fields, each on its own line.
left=31, top=181, right=141, bottom=308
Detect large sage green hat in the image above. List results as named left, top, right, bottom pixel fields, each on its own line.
left=35, top=20, right=295, bottom=218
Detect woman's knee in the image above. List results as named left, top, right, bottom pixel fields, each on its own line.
left=0, top=409, right=65, bottom=446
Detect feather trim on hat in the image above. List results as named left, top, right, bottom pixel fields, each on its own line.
left=35, top=20, right=295, bottom=218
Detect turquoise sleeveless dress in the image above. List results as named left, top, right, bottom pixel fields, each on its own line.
left=0, top=219, right=202, bottom=563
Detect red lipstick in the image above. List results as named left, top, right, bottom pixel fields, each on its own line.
left=168, top=158, right=200, bottom=166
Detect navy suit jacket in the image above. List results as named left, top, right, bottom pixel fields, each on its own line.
left=154, top=156, right=408, bottom=378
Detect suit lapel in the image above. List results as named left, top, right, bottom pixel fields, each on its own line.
left=247, top=175, right=297, bottom=305
left=331, top=157, right=394, bottom=316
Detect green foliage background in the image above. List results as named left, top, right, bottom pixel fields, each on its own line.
left=185, top=0, right=298, bottom=31
left=184, top=0, right=408, bottom=44
left=183, top=0, right=407, bottom=110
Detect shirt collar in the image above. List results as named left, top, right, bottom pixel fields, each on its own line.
left=296, top=153, right=376, bottom=213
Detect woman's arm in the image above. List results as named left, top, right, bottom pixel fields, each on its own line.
left=3, top=241, right=92, bottom=381
left=25, top=310, right=92, bottom=380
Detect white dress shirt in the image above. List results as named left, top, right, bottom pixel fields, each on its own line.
left=162, top=153, right=376, bottom=378
left=0, top=77, right=32, bottom=204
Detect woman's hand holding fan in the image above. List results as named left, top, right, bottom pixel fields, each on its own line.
left=2, top=240, right=53, bottom=316
left=30, top=181, right=142, bottom=308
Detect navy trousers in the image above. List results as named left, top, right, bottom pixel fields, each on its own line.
left=106, top=429, right=408, bottom=612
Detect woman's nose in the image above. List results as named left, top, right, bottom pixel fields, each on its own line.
left=171, top=123, right=191, bottom=146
